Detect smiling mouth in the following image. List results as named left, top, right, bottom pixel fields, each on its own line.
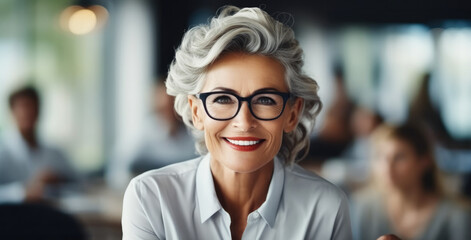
left=225, top=138, right=262, bottom=146
left=223, top=137, right=265, bottom=151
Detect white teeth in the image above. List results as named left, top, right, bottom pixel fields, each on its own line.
left=226, top=139, right=261, bottom=146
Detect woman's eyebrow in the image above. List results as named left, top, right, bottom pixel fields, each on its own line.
left=253, top=88, right=281, bottom=93
left=210, top=87, right=237, bottom=93
left=209, top=87, right=282, bottom=94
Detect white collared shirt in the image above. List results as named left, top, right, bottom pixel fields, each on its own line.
left=122, top=154, right=352, bottom=240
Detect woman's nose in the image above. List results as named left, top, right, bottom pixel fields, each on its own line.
left=232, top=102, right=256, bottom=131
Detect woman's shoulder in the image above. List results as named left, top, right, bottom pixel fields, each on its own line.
left=420, top=198, right=471, bottom=240
left=281, top=162, right=352, bottom=239
left=131, top=156, right=203, bottom=186
left=284, top=163, right=348, bottom=201
left=286, top=163, right=339, bottom=187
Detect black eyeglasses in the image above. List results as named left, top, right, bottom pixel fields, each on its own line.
left=196, top=91, right=292, bottom=121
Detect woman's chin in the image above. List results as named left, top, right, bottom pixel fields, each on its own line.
left=218, top=158, right=273, bottom=174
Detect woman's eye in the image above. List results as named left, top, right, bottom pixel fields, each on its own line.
left=254, top=96, right=276, bottom=105
left=213, top=95, right=234, bottom=104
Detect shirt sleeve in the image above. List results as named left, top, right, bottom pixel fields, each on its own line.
left=0, top=148, right=25, bottom=203
left=122, top=178, right=161, bottom=240
left=331, top=192, right=353, bottom=240
left=450, top=204, right=471, bottom=240
left=46, top=149, right=79, bottom=182
left=0, top=181, right=25, bottom=203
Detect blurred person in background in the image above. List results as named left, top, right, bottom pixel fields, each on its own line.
left=317, top=105, right=383, bottom=194
left=305, top=67, right=354, bottom=171
left=129, top=79, right=197, bottom=173
left=352, top=123, right=471, bottom=240
left=0, top=85, right=77, bottom=203
left=342, top=106, right=383, bottom=186
left=107, top=79, right=197, bottom=190
left=408, top=73, right=471, bottom=197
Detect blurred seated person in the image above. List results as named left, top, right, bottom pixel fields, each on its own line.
left=107, top=80, right=197, bottom=189
left=0, top=86, right=77, bottom=203
left=130, top=80, right=197, bottom=173
left=408, top=73, right=471, bottom=196
left=319, top=105, right=383, bottom=192
left=352, top=123, right=471, bottom=240
left=307, top=67, right=354, bottom=165
left=344, top=106, right=383, bottom=162
left=342, top=106, right=383, bottom=185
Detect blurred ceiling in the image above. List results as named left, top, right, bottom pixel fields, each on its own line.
left=187, top=0, right=471, bottom=23
left=154, top=0, right=471, bottom=75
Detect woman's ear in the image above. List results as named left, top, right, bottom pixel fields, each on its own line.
left=188, top=95, right=204, bottom=130
left=284, top=98, right=303, bottom=133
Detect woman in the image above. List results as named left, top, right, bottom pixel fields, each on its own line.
left=122, top=6, right=352, bottom=239
left=352, top=123, right=471, bottom=240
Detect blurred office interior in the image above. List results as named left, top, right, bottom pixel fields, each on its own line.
left=0, top=0, right=470, bottom=239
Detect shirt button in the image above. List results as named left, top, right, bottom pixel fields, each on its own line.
left=252, top=212, right=260, bottom=219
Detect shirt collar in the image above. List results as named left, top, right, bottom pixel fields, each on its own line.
left=196, top=154, right=222, bottom=223
left=196, top=154, right=285, bottom=227
left=257, top=156, right=284, bottom=228
left=3, top=128, right=35, bottom=160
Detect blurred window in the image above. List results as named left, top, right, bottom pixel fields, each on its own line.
left=434, top=27, right=471, bottom=139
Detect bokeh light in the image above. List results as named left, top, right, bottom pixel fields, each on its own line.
left=68, top=8, right=97, bottom=35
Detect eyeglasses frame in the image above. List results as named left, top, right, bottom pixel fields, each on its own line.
left=196, top=91, right=293, bottom=121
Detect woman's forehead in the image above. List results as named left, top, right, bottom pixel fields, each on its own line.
left=202, top=53, right=288, bottom=93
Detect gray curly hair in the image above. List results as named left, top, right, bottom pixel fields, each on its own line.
left=166, top=6, right=322, bottom=164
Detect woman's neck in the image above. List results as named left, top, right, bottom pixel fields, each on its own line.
left=387, top=186, right=438, bottom=210
left=210, top=158, right=274, bottom=239
left=211, top=159, right=273, bottom=212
